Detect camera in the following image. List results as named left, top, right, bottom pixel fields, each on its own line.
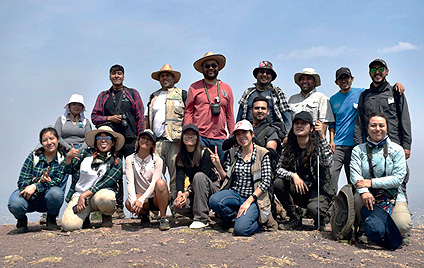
left=121, top=113, right=128, bottom=128
left=210, top=103, right=221, bottom=116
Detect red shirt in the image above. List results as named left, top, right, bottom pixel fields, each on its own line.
left=184, top=80, right=235, bottom=139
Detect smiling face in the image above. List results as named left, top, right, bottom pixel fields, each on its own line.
left=69, top=102, right=84, bottom=116
left=252, top=100, right=269, bottom=123
left=369, top=63, right=389, bottom=86
left=299, top=74, right=316, bottom=95
left=235, top=130, right=253, bottom=148
left=41, top=131, right=59, bottom=155
left=335, top=74, right=354, bottom=92
left=109, top=70, right=125, bottom=88
left=138, top=134, right=154, bottom=151
left=202, top=59, right=219, bottom=80
left=95, top=133, right=116, bottom=153
left=182, top=129, right=198, bottom=148
left=256, top=69, right=273, bottom=86
left=367, top=115, right=387, bottom=142
left=159, top=72, right=175, bottom=89
left=293, top=120, right=312, bottom=137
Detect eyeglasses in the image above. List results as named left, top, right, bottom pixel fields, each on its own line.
left=96, top=135, right=112, bottom=141
left=370, top=67, right=385, bottom=73
left=259, top=70, right=272, bottom=75
left=203, top=63, right=218, bottom=69
left=337, top=76, right=351, bottom=82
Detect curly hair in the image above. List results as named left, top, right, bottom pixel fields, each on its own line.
left=280, top=126, right=318, bottom=172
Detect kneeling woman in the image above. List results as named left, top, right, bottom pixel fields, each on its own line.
left=61, top=126, right=124, bottom=231
left=125, top=130, right=170, bottom=231
left=274, top=111, right=335, bottom=230
left=350, top=112, right=412, bottom=247
left=8, top=127, right=67, bottom=232
left=209, top=120, right=273, bottom=236
left=172, top=124, right=220, bottom=229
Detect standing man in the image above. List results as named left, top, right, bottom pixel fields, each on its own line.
left=289, top=68, right=334, bottom=133
left=145, top=64, right=186, bottom=200
left=184, top=52, right=235, bottom=163
left=237, top=61, right=291, bottom=136
left=92, top=64, right=144, bottom=218
left=354, top=59, right=411, bottom=197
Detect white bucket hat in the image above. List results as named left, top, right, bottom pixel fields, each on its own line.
left=65, top=94, right=86, bottom=111
left=294, top=68, right=321, bottom=87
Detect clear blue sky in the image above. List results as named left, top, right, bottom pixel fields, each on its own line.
left=1, top=1, right=423, bottom=223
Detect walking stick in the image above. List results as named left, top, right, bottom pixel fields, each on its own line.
left=316, top=130, right=321, bottom=230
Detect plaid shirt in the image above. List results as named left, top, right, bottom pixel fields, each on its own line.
left=238, top=83, right=291, bottom=122
left=64, top=148, right=122, bottom=202
left=18, top=151, right=66, bottom=193
left=224, top=145, right=272, bottom=198
left=275, top=138, right=333, bottom=181
left=91, top=86, right=144, bottom=136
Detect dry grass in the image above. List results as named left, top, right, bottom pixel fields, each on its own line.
left=28, top=256, right=62, bottom=265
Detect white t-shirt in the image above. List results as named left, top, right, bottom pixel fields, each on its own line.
left=152, top=91, right=167, bottom=138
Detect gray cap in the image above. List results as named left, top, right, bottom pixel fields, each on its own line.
left=369, top=59, right=388, bottom=69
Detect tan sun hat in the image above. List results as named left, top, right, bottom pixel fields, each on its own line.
left=294, top=68, right=321, bottom=87
left=151, top=64, right=181, bottom=83
left=193, top=52, right=226, bottom=73
left=85, top=126, right=125, bottom=151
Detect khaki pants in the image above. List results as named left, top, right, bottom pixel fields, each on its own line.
left=354, top=192, right=412, bottom=236
left=156, top=140, right=179, bottom=200
left=62, top=189, right=116, bottom=231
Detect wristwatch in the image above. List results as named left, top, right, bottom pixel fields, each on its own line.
left=251, top=193, right=258, bottom=202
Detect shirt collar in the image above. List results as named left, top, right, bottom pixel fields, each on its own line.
left=234, top=144, right=257, bottom=162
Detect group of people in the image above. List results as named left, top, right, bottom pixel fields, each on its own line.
left=8, top=52, right=412, bottom=249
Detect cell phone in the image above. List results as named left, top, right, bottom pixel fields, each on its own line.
left=72, top=198, right=88, bottom=214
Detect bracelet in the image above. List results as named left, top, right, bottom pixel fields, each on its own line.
left=251, top=193, right=258, bottom=202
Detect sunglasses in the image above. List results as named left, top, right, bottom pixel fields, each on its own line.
left=370, top=67, right=385, bottom=73
left=96, top=135, right=112, bottom=141
left=204, top=63, right=218, bottom=69
left=259, top=70, right=272, bottom=75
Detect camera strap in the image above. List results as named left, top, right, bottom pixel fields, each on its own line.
left=202, top=79, right=220, bottom=104
left=112, top=89, right=125, bottom=115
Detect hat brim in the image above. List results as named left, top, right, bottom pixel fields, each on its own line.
left=151, top=70, right=181, bottom=84
left=85, top=128, right=125, bottom=152
left=193, top=54, right=226, bottom=73
left=253, top=67, right=277, bottom=81
left=294, top=73, right=321, bottom=87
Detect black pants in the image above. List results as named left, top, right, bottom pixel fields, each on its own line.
left=116, top=138, right=136, bottom=208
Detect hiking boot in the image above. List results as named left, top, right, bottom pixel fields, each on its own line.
left=189, top=221, right=209, bottom=229
left=82, top=217, right=91, bottom=229
left=46, top=214, right=60, bottom=231
left=357, top=233, right=369, bottom=244
left=112, top=207, right=125, bottom=219
left=16, top=216, right=29, bottom=233
left=39, top=213, right=47, bottom=225
left=101, top=214, right=113, bottom=228
left=159, top=218, right=170, bottom=231
left=140, top=213, right=150, bottom=227
left=279, top=213, right=302, bottom=230
left=314, top=217, right=327, bottom=231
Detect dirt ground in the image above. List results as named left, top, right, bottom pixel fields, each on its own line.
left=1, top=215, right=423, bottom=268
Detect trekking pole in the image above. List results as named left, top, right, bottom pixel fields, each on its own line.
left=316, top=129, right=321, bottom=230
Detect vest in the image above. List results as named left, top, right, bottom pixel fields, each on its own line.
left=148, top=87, right=186, bottom=141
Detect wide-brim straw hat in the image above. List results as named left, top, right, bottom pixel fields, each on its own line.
left=65, top=94, right=86, bottom=111
left=85, top=126, right=125, bottom=151
left=294, top=68, right=321, bottom=87
left=151, top=64, right=181, bottom=84
left=193, top=52, right=226, bottom=73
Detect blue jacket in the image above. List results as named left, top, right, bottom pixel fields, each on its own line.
left=350, top=138, right=407, bottom=202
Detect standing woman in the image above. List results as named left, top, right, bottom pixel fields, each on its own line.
left=273, top=111, right=335, bottom=230
left=209, top=120, right=273, bottom=236
left=61, top=126, right=124, bottom=231
left=172, top=124, right=220, bottom=229
left=350, top=112, right=412, bottom=247
left=8, top=127, right=67, bottom=233
left=125, top=129, right=170, bottom=231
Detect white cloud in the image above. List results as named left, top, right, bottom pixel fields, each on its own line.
left=378, top=42, right=417, bottom=53
left=278, top=46, right=347, bottom=60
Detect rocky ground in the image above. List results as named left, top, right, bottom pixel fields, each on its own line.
left=1, top=215, right=423, bottom=268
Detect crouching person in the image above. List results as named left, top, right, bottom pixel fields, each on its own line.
left=125, top=130, right=171, bottom=231
left=274, top=112, right=335, bottom=230
left=8, top=127, right=66, bottom=233
left=61, top=126, right=124, bottom=231
left=209, top=120, right=274, bottom=236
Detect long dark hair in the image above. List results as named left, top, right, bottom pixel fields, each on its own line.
left=176, top=129, right=203, bottom=167
left=34, top=127, right=67, bottom=157
left=280, top=124, right=317, bottom=171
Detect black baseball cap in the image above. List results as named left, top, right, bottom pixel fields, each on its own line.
left=369, top=59, right=388, bottom=69
left=182, top=124, right=199, bottom=135
left=335, top=67, right=352, bottom=80
left=138, top=129, right=157, bottom=144
left=293, top=111, right=314, bottom=125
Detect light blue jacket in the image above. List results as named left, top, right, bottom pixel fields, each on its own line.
left=350, top=137, right=407, bottom=202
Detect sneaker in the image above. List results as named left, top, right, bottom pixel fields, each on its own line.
left=46, top=214, right=60, bottom=231
left=159, top=218, right=170, bottom=231
left=140, top=213, right=150, bottom=227
left=189, top=221, right=209, bottom=229
left=314, top=217, right=327, bottom=231
left=16, top=216, right=29, bottom=233
left=39, top=213, right=47, bottom=225
left=112, top=207, right=125, bottom=219
left=279, top=213, right=302, bottom=230
left=101, top=214, right=113, bottom=228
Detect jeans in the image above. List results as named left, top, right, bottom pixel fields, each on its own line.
left=8, top=187, right=64, bottom=219
left=209, top=189, right=261, bottom=236
left=200, top=136, right=225, bottom=165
